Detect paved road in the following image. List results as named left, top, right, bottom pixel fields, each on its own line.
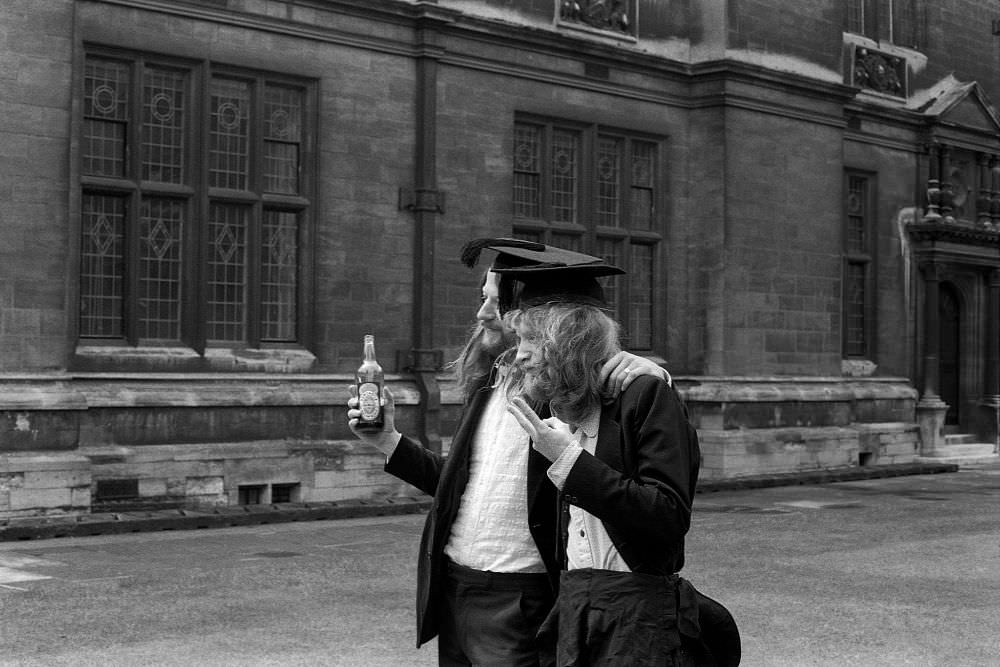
left=1, top=465, right=998, bottom=666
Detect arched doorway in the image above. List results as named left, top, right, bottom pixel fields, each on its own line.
left=939, top=282, right=961, bottom=425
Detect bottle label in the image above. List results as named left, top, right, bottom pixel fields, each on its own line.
left=358, top=382, right=381, bottom=422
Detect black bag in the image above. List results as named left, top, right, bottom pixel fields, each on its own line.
left=689, top=587, right=741, bottom=667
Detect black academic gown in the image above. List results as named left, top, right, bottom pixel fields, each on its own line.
left=384, top=372, right=560, bottom=647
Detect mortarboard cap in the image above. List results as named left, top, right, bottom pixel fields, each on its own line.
left=460, top=237, right=624, bottom=311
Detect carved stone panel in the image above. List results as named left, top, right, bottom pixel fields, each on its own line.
left=558, top=0, right=634, bottom=36
left=851, top=45, right=907, bottom=97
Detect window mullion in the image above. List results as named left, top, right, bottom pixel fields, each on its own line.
left=540, top=123, right=551, bottom=239
left=189, top=61, right=211, bottom=354
left=125, top=59, right=145, bottom=346
left=581, top=125, right=595, bottom=251
left=620, top=139, right=632, bottom=328
left=246, top=79, right=264, bottom=347
left=247, top=204, right=262, bottom=347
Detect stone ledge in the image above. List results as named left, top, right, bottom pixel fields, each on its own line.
left=0, top=375, right=425, bottom=410
left=0, top=462, right=960, bottom=542
left=696, top=461, right=958, bottom=493
left=916, top=453, right=999, bottom=466
left=0, top=496, right=434, bottom=541
left=676, top=377, right=918, bottom=403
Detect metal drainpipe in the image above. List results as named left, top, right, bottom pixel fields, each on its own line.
left=401, top=7, right=447, bottom=454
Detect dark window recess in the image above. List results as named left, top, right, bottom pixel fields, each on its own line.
left=843, top=171, right=875, bottom=359
left=846, top=0, right=919, bottom=48
left=95, top=478, right=140, bottom=501
left=270, top=483, right=299, bottom=504
left=238, top=484, right=266, bottom=505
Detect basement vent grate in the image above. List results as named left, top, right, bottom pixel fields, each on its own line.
left=238, top=484, right=266, bottom=506
left=94, top=478, right=139, bottom=501
left=271, top=483, right=299, bottom=504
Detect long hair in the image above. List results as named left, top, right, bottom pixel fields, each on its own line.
left=448, top=270, right=512, bottom=401
left=449, top=320, right=501, bottom=401
left=504, top=303, right=621, bottom=425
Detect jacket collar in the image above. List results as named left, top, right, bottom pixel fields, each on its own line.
left=594, top=400, right=624, bottom=473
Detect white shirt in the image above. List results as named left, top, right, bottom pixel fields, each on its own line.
left=443, top=380, right=546, bottom=573
left=546, top=408, right=629, bottom=572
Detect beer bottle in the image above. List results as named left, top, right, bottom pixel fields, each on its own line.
left=356, top=334, right=384, bottom=430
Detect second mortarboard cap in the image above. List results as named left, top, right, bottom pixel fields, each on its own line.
left=460, top=237, right=625, bottom=311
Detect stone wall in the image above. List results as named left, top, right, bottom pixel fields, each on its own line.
left=0, top=375, right=427, bottom=518
left=3, top=374, right=924, bottom=518
left=682, top=378, right=920, bottom=479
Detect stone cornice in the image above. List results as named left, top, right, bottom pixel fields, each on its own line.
left=907, top=221, right=1000, bottom=248
left=688, top=60, right=857, bottom=104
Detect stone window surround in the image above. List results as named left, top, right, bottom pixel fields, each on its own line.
left=76, top=47, right=317, bottom=359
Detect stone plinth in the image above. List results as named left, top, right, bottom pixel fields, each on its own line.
left=916, top=397, right=949, bottom=456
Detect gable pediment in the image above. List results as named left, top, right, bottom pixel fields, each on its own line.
left=946, top=93, right=1000, bottom=134
left=914, top=77, right=1000, bottom=137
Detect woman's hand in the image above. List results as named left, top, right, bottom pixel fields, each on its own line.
left=507, top=396, right=575, bottom=462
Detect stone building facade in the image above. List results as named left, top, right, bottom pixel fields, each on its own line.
left=1, top=0, right=997, bottom=518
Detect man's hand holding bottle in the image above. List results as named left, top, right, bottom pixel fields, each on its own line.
left=348, top=385, right=402, bottom=458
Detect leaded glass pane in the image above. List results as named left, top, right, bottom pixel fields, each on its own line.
left=596, top=237, right=623, bottom=318
left=83, top=58, right=130, bottom=177
left=876, top=0, right=891, bottom=41
left=207, top=204, right=247, bottom=342
left=261, top=210, right=298, bottom=341
left=893, top=0, right=917, bottom=46
left=551, top=233, right=583, bottom=253
left=846, top=262, right=867, bottom=356
left=138, top=198, right=184, bottom=340
left=551, top=129, right=579, bottom=223
left=514, top=123, right=541, bottom=218
left=846, top=0, right=865, bottom=34
left=630, top=141, right=656, bottom=230
left=629, top=243, right=654, bottom=349
left=209, top=78, right=250, bottom=190
left=80, top=195, right=125, bottom=337
left=263, top=85, right=302, bottom=194
left=142, top=67, right=187, bottom=184
left=513, top=229, right=543, bottom=244
left=596, top=136, right=621, bottom=227
left=846, top=175, right=867, bottom=254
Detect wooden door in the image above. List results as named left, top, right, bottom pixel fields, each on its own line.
left=939, top=283, right=961, bottom=425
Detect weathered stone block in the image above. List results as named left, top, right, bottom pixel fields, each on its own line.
left=185, top=476, right=224, bottom=497
left=139, top=478, right=168, bottom=498
left=23, top=468, right=90, bottom=489
left=10, top=487, right=73, bottom=511
left=698, top=425, right=861, bottom=478
left=0, top=410, right=80, bottom=451
left=69, top=485, right=91, bottom=508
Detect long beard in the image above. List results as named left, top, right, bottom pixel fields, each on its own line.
left=519, top=369, right=553, bottom=404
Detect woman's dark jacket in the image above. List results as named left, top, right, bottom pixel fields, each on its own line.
left=563, top=374, right=700, bottom=575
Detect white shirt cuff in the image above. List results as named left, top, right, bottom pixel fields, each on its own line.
left=546, top=440, right=583, bottom=490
